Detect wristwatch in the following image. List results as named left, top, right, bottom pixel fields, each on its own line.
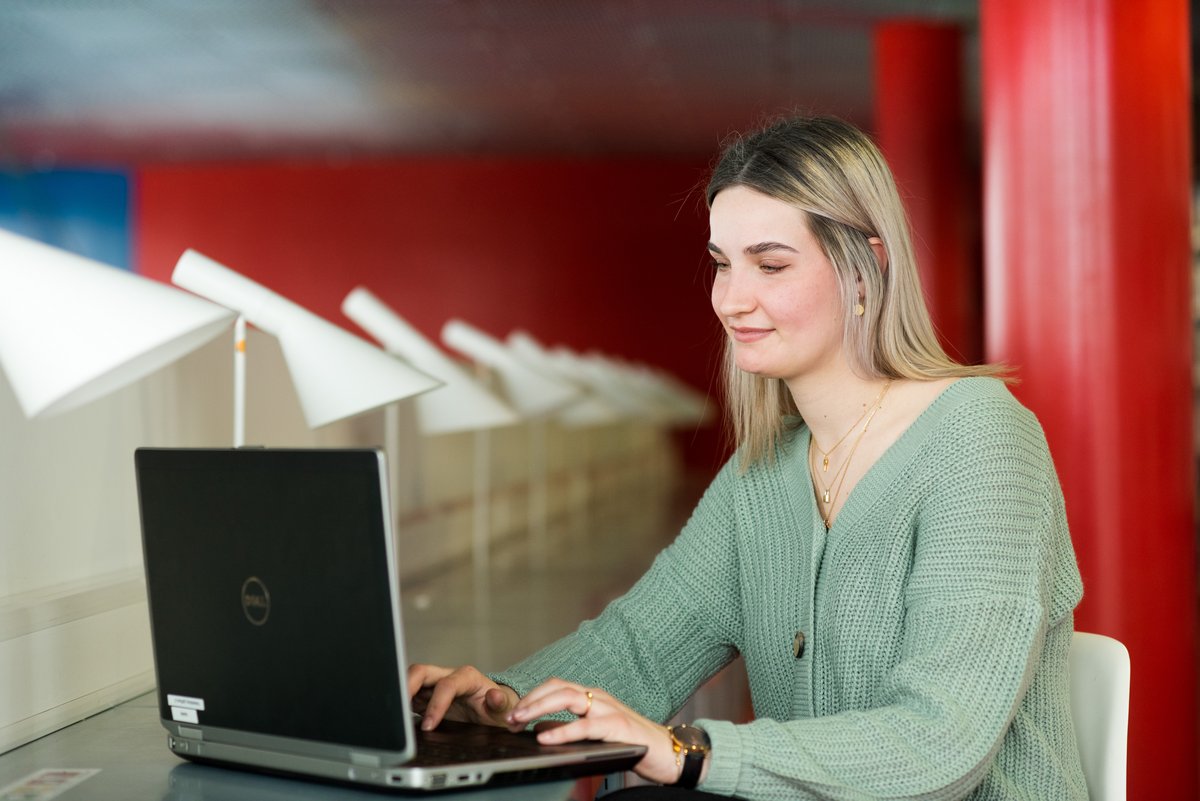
left=668, top=723, right=711, bottom=789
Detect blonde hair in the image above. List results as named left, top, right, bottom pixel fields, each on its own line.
left=706, top=115, right=1004, bottom=468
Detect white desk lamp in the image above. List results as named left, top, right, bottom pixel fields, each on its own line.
left=512, top=331, right=708, bottom=429
left=342, top=288, right=518, bottom=435
left=172, top=250, right=441, bottom=446
left=441, top=320, right=580, bottom=417
left=579, top=353, right=686, bottom=424
left=622, top=361, right=712, bottom=427
left=440, top=319, right=582, bottom=579
left=506, top=331, right=621, bottom=427
left=0, top=229, right=234, bottom=419
left=506, top=329, right=631, bottom=561
left=342, top=288, right=519, bottom=568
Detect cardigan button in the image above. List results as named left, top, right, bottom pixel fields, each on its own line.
left=793, top=630, right=806, bottom=659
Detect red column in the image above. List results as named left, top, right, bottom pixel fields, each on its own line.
left=874, top=22, right=981, bottom=363
left=981, top=1, right=1196, bottom=798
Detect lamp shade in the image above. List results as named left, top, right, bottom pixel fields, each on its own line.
left=579, top=351, right=712, bottom=426
left=0, top=228, right=235, bottom=418
left=342, top=287, right=518, bottom=435
left=627, top=362, right=713, bottom=426
left=508, top=330, right=711, bottom=428
left=506, top=331, right=621, bottom=427
left=441, top=319, right=579, bottom=416
left=556, top=348, right=650, bottom=418
left=172, top=250, right=441, bottom=428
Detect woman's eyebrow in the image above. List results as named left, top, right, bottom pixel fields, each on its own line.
left=707, top=241, right=798, bottom=256
left=744, top=241, right=798, bottom=256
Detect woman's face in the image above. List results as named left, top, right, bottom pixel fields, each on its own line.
left=709, top=186, right=847, bottom=384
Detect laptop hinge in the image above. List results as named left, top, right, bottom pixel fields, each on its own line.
left=177, top=725, right=203, bottom=740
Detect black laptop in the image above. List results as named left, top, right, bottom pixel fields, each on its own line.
left=134, top=447, right=645, bottom=792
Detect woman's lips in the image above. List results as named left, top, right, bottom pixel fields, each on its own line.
left=730, top=326, right=772, bottom=343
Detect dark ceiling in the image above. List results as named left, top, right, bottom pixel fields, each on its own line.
left=0, top=0, right=985, bottom=165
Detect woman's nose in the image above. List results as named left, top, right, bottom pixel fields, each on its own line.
left=713, top=267, right=755, bottom=318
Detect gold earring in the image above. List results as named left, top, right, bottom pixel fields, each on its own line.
left=854, top=300, right=865, bottom=317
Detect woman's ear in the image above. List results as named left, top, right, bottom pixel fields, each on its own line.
left=867, top=236, right=888, bottom=274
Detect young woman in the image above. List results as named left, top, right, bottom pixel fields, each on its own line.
left=408, top=115, right=1086, bottom=800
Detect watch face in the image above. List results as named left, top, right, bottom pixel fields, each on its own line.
left=673, top=725, right=710, bottom=750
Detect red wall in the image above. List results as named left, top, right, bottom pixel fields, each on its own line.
left=135, top=156, right=726, bottom=467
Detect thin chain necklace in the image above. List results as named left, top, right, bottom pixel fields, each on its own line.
left=810, top=381, right=892, bottom=473
left=811, top=381, right=893, bottom=531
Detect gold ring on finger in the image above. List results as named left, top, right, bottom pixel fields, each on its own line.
left=582, top=690, right=593, bottom=717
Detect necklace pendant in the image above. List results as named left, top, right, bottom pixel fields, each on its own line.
left=822, top=455, right=829, bottom=472
left=822, top=489, right=830, bottom=504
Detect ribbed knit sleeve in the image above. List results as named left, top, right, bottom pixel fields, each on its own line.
left=490, top=458, right=744, bottom=723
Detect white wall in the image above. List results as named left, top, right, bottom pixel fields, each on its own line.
left=0, top=328, right=682, bottom=754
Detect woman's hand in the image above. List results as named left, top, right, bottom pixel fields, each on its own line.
left=406, top=664, right=520, bottom=731
left=506, top=678, right=687, bottom=786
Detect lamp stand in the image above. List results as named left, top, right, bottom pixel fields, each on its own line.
left=385, top=403, right=402, bottom=544
left=472, top=427, right=491, bottom=597
left=234, top=316, right=246, bottom=448
left=529, top=417, right=548, bottom=567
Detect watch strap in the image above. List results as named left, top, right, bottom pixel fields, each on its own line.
left=676, top=747, right=705, bottom=789
left=669, top=724, right=710, bottom=789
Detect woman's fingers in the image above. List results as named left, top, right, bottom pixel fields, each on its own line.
left=509, top=683, right=594, bottom=725
left=406, top=663, right=453, bottom=701
left=406, top=664, right=519, bottom=730
left=484, top=687, right=516, bottom=717
left=509, top=677, right=592, bottom=718
left=422, top=670, right=474, bottom=729
left=509, top=680, right=682, bottom=785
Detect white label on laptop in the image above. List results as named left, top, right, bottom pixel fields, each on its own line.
left=167, top=694, right=205, bottom=711
left=0, top=768, right=100, bottom=801
left=170, top=707, right=199, bottom=724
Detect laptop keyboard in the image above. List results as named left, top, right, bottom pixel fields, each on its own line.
left=408, top=722, right=547, bottom=766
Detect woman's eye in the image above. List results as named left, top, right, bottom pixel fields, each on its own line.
left=760, top=263, right=787, bottom=274
left=710, top=259, right=730, bottom=272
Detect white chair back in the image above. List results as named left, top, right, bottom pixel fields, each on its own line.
left=1068, top=631, right=1130, bottom=801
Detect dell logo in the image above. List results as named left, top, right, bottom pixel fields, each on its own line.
left=241, top=576, right=271, bottom=626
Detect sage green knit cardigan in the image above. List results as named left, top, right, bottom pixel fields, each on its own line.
left=493, top=378, right=1087, bottom=800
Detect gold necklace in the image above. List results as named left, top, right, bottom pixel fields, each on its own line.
left=811, top=381, right=893, bottom=530
left=810, top=382, right=891, bottom=473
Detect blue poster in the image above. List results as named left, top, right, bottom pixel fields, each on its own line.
left=0, top=169, right=131, bottom=270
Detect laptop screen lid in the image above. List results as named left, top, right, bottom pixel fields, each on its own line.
left=135, top=447, right=415, bottom=762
